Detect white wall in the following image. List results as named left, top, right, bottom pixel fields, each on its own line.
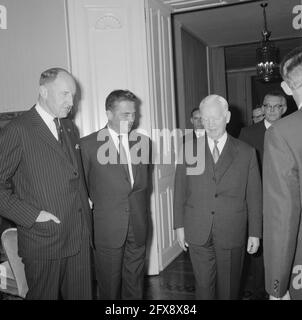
left=0, top=0, right=69, bottom=112
left=67, top=0, right=152, bottom=138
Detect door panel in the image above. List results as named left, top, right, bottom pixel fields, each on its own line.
left=145, top=0, right=181, bottom=272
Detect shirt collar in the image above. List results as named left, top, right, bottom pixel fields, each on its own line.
left=207, top=131, right=227, bottom=145
left=207, top=131, right=228, bottom=155
left=195, top=129, right=205, bottom=138
left=107, top=125, right=129, bottom=151
left=107, top=125, right=119, bottom=139
left=298, top=103, right=302, bottom=110
left=264, top=119, right=272, bottom=129
left=35, top=103, right=56, bottom=124
left=107, top=126, right=128, bottom=139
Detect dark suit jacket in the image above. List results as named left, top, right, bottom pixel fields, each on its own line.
left=174, top=134, right=262, bottom=249
left=80, top=127, right=150, bottom=249
left=263, top=109, right=302, bottom=299
left=0, top=107, right=92, bottom=260
left=239, top=120, right=266, bottom=173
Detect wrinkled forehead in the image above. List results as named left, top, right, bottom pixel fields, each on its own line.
left=112, top=99, right=136, bottom=113
left=200, top=102, right=226, bottom=117
left=51, top=72, right=76, bottom=92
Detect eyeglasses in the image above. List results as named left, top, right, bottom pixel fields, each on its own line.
left=262, top=104, right=284, bottom=111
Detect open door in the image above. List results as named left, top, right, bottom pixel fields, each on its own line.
left=66, top=0, right=180, bottom=275
left=145, top=0, right=182, bottom=273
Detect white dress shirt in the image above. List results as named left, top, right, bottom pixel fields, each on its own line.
left=298, top=102, right=302, bottom=110
left=195, top=129, right=205, bottom=138
left=207, top=131, right=228, bottom=156
left=108, top=126, right=134, bottom=187
left=264, top=119, right=272, bottom=129
left=35, top=103, right=59, bottom=141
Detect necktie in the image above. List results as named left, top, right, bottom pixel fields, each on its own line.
left=53, top=117, right=63, bottom=145
left=212, top=140, right=220, bottom=163
left=53, top=118, right=73, bottom=163
left=118, top=135, right=130, bottom=178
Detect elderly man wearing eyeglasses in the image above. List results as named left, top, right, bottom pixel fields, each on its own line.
left=238, top=91, right=287, bottom=300
left=240, top=91, right=287, bottom=173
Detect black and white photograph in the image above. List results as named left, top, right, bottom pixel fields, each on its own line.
left=0, top=0, right=302, bottom=305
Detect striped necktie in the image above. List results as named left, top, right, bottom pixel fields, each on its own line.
left=212, top=140, right=220, bottom=163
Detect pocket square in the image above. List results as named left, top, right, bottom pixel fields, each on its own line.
left=75, top=144, right=80, bottom=150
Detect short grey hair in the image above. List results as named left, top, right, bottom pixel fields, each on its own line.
left=280, top=46, right=302, bottom=91
left=39, top=67, right=72, bottom=86
left=199, top=95, right=229, bottom=113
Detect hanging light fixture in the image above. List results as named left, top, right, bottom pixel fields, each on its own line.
left=256, top=2, right=280, bottom=82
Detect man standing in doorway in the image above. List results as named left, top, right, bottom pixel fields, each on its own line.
left=174, top=94, right=262, bottom=299
left=189, top=107, right=205, bottom=139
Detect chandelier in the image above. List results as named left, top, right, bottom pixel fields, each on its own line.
left=256, top=2, right=280, bottom=82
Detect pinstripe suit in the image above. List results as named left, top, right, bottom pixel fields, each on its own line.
left=0, top=106, right=92, bottom=299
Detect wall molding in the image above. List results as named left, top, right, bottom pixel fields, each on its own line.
left=95, top=14, right=122, bottom=30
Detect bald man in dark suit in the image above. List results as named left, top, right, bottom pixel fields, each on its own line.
left=0, top=68, right=92, bottom=299
left=174, top=95, right=262, bottom=300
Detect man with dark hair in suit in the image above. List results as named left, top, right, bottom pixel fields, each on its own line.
left=190, top=107, right=205, bottom=139
left=174, top=94, right=262, bottom=300
left=81, top=89, right=151, bottom=300
left=263, top=46, right=302, bottom=300
left=239, top=90, right=287, bottom=299
left=0, top=68, right=92, bottom=299
left=182, top=107, right=205, bottom=146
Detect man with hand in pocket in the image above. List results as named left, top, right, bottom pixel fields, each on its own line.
left=0, top=68, right=92, bottom=300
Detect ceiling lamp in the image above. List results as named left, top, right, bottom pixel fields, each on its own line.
left=256, top=2, right=280, bottom=82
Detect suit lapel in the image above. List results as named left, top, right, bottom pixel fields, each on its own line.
left=214, top=135, right=237, bottom=184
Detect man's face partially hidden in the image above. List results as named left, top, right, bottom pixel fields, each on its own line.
left=107, top=100, right=136, bottom=134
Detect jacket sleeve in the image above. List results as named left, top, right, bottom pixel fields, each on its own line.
left=263, top=126, right=300, bottom=298
left=246, top=147, right=262, bottom=238
left=79, top=138, right=91, bottom=196
left=173, top=145, right=187, bottom=229
left=0, top=124, right=40, bottom=228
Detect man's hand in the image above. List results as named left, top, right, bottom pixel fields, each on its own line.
left=36, top=211, right=61, bottom=223
left=247, top=236, right=260, bottom=254
left=176, top=228, right=189, bottom=252
left=269, top=291, right=291, bottom=300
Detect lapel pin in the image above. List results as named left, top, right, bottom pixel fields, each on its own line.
left=67, top=128, right=71, bottom=132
